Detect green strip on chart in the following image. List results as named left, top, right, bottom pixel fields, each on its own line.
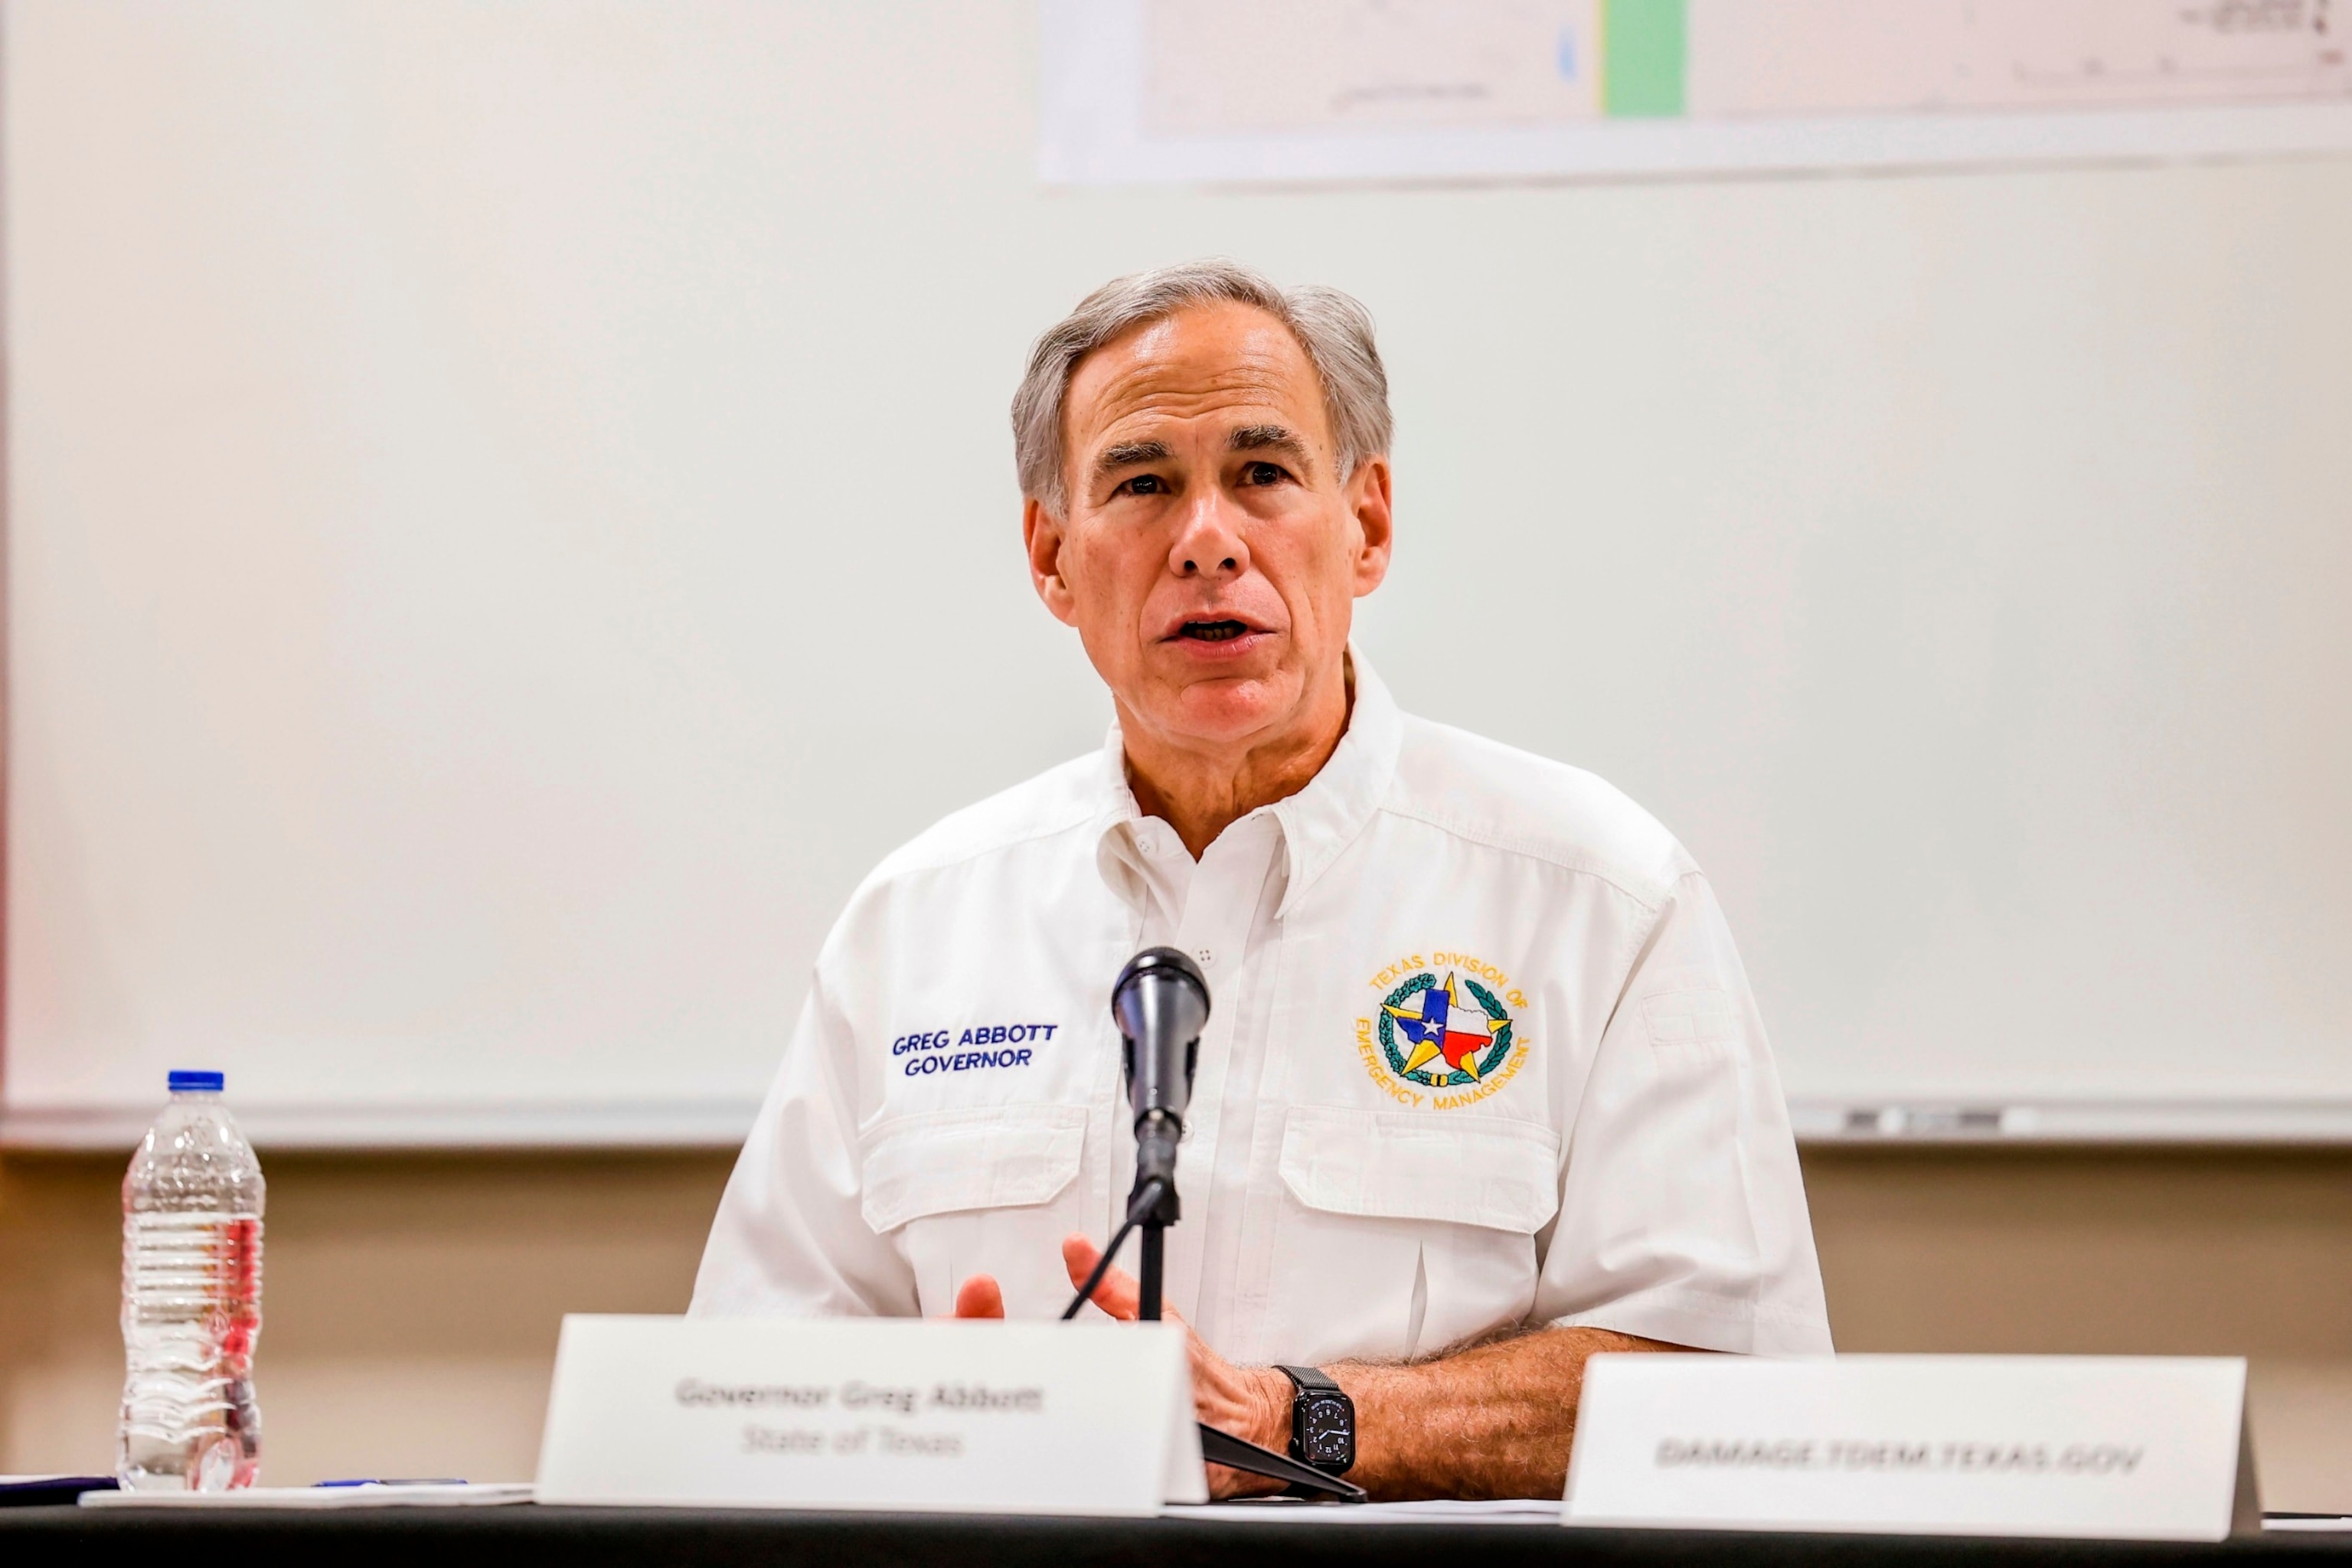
left=1603, top=0, right=1687, bottom=118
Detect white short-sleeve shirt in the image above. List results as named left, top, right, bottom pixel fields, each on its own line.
left=691, top=655, right=1833, bottom=1362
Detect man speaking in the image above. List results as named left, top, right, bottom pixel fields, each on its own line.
left=692, top=260, right=1831, bottom=1499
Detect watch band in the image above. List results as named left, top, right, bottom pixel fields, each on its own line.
left=1277, top=1364, right=1342, bottom=1397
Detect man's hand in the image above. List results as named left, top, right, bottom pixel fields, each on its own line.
left=950, top=1239, right=1694, bottom=1500
left=1054, top=1233, right=1292, bottom=1498
left=951, top=1274, right=1004, bottom=1319
left=950, top=1235, right=1292, bottom=1499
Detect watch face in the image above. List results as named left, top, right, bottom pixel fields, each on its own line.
left=1298, top=1393, right=1354, bottom=1470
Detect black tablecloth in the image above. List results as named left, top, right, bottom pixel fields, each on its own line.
left=2, top=1505, right=2347, bottom=1568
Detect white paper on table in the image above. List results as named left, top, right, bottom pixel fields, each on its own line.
left=82, top=1483, right=535, bottom=1509
left=1166, top=1498, right=1563, bottom=1523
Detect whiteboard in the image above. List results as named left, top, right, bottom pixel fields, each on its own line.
left=7, top=1, right=2350, bottom=1148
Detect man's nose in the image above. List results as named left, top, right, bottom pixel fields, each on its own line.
left=1168, top=491, right=1249, bottom=578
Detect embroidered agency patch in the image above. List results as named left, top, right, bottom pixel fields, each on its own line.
left=1354, top=952, right=1532, bottom=1110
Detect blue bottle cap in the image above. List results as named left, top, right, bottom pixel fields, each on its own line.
left=166, top=1070, right=225, bottom=1093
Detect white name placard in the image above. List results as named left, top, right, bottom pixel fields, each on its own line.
left=1565, top=1354, right=2253, bottom=1541
left=535, top=1315, right=1205, bottom=1515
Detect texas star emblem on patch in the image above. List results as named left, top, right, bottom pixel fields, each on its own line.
left=1383, top=972, right=1510, bottom=1083
left=1356, top=952, right=1533, bottom=1109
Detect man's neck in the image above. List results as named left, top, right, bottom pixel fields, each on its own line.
left=1119, top=665, right=1354, bottom=861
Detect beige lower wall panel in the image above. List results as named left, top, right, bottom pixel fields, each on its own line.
left=1804, top=1148, right=2352, bottom=1513
left=0, top=1152, right=730, bottom=1485
left=5, top=1355, right=559, bottom=1488
left=5, top=1148, right=2348, bottom=1507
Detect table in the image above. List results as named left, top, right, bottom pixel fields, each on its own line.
left=2, top=1506, right=2347, bottom=1568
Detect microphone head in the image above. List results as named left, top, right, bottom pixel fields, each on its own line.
left=1114, top=946, right=1208, bottom=1003
left=1112, top=947, right=1210, bottom=1123
left=1112, top=946, right=1209, bottom=1034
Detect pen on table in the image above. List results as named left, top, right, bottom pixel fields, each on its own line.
left=312, top=1478, right=469, bottom=1487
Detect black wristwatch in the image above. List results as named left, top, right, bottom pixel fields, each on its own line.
left=1277, top=1364, right=1356, bottom=1475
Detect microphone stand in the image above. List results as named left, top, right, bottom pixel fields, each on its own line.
left=1138, top=1225, right=1165, bottom=1321
left=1065, top=1142, right=1365, bottom=1503
left=1129, top=1107, right=1180, bottom=1323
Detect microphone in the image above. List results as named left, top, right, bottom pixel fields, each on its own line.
left=1072, top=946, right=1363, bottom=1501
left=1109, top=948, right=1207, bottom=1320
left=1113, top=946, right=1209, bottom=1167
left=1063, top=947, right=1209, bottom=1325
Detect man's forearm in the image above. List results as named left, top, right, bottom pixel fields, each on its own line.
left=1256, top=1326, right=1689, bottom=1501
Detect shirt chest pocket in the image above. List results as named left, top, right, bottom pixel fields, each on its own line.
left=1268, top=1107, right=1561, bottom=1364
left=860, top=1103, right=1093, bottom=1318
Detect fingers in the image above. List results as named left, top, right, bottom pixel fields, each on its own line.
left=1060, top=1232, right=1143, bottom=1321
left=952, top=1273, right=1005, bottom=1319
left=1207, top=1462, right=1286, bottom=1501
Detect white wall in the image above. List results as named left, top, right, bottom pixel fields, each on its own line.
left=8, top=0, right=2350, bottom=1142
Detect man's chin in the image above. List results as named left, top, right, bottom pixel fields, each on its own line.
left=1135, top=672, right=1302, bottom=750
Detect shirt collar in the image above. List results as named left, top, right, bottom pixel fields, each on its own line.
left=1089, top=648, right=1402, bottom=921
left=1268, top=649, right=1401, bottom=917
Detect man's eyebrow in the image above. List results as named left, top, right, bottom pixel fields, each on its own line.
left=1095, top=439, right=1171, bottom=474
left=1228, top=424, right=1313, bottom=469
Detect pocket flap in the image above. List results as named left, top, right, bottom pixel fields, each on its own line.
left=1278, top=1106, right=1561, bottom=1234
left=859, top=1102, right=1087, bottom=1234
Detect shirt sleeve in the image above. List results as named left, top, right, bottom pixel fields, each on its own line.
left=1532, top=870, right=1834, bottom=1355
left=688, top=966, right=919, bottom=1318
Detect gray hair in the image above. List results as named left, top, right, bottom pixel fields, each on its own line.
left=1011, top=259, right=1393, bottom=515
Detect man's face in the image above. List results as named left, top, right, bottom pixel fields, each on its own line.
left=1024, top=301, right=1393, bottom=757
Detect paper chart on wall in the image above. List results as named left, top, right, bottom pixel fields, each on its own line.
left=1041, top=0, right=2352, bottom=183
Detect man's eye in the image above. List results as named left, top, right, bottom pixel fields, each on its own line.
left=1242, top=461, right=1285, bottom=487
left=1119, top=474, right=1165, bottom=496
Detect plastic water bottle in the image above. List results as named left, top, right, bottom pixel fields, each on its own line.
left=118, top=1070, right=266, bottom=1491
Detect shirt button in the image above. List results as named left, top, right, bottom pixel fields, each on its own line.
left=1195, top=948, right=1214, bottom=968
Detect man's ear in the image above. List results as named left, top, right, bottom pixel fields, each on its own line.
left=1024, top=495, right=1081, bottom=627
left=1346, top=456, right=1395, bottom=598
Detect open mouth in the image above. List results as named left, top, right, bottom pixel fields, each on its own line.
left=1176, top=619, right=1252, bottom=642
